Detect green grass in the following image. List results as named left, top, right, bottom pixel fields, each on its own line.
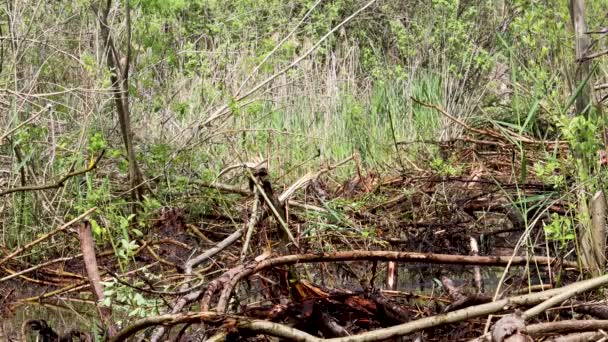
left=223, top=71, right=450, bottom=181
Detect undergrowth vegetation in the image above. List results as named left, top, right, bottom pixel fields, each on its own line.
left=1, top=0, right=608, bottom=337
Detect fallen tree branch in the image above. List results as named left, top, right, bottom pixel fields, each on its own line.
left=526, top=319, right=608, bottom=336
left=148, top=227, right=247, bottom=341
left=77, top=221, right=116, bottom=337
left=112, top=273, right=608, bottom=342
left=110, top=312, right=320, bottom=342
left=0, top=150, right=105, bottom=197
left=410, top=97, right=566, bottom=146
left=212, top=250, right=575, bottom=314
left=523, top=272, right=608, bottom=319
left=546, top=331, right=603, bottom=342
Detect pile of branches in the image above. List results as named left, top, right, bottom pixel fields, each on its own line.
left=3, top=121, right=608, bottom=341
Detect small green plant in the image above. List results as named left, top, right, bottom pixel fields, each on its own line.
left=558, top=115, right=602, bottom=162
left=101, top=271, right=162, bottom=319
left=116, top=238, right=139, bottom=263
left=430, top=157, right=462, bottom=176
left=533, top=157, right=566, bottom=188
left=543, top=213, right=574, bottom=249
left=88, top=132, right=107, bottom=153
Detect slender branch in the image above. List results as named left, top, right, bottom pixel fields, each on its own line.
left=241, top=190, right=262, bottom=262
left=582, top=48, right=608, bottom=61
left=0, top=104, right=49, bottom=145
left=246, top=168, right=298, bottom=249
left=0, top=150, right=105, bottom=197
left=0, top=249, right=114, bottom=283
left=184, top=227, right=244, bottom=274
left=526, top=320, right=608, bottom=336
left=235, top=0, right=322, bottom=96
left=523, top=272, right=608, bottom=319
left=201, top=0, right=379, bottom=126
left=411, top=97, right=497, bottom=138
left=0, top=207, right=97, bottom=267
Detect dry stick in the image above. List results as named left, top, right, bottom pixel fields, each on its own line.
left=110, top=312, right=320, bottom=342
left=411, top=97, right=495, bottom=138
left=247, top=169, right=298, bottom=249
left=240, top=191, right=262, bottom=262
left=0, top=150, right=105, bottom=197
left=526, top=320, right=608, bottom=336
left=547, top=331, right=604, bottom=342
left=111, top=274, right=608, bottom=342
left=148, top=226, right=248, bottom=341
left=211, top=252, right=272, bottom=313
left=201, top=0, right=379, bottom=127
left=0, top=207, right=97, bottom=267
left=77, top=221, right=117, bottom=337
left=523, top=272, right=608, bottom=320
left=184, top=228, right=245, bottom=275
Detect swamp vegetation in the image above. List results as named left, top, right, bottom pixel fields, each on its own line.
left=2, top=0, right=608, bottom=341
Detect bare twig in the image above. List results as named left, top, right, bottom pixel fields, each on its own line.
left=523, top=272, right=608, bottom=319
left=0, top=207, right=97, bottom=267
left=0, top=104, right=49, bottom=145
left=201, top=0, right=379, bottom=127
left=241, top=190, right=262, bottom=262
left=0, top=150, right=105, bottom=197
left=526, top=320, right=608, bottom=336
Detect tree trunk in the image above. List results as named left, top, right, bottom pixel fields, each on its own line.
left=97, top=0, right=144, bottom=206
left=569, top=0, right=591, bottom=116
